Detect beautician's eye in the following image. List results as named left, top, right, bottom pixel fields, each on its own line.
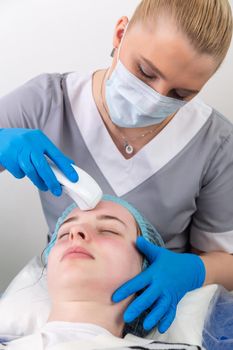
left=171, top=91, right=185, bottom=100
left=170, top=90, right=189, bottom=100
left=137, top=65, right=155, bottom=80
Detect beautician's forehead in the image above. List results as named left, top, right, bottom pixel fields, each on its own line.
left=126, top=19, right=215, bottom=83
left=65, top=201, right=136, bottom=228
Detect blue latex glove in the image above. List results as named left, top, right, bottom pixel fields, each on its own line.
left=112, top=236, right=206, bottom=333
left=0, top=128, right=78, bottom=196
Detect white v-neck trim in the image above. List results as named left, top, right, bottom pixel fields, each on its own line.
left=66, top=71, right=212, bottom=196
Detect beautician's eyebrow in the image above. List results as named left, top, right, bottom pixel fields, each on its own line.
left=60, top=214, right=127, bottom=228
left=140, top=56, right=168, bottom=80
left=139, top=56, right=200, bottom=94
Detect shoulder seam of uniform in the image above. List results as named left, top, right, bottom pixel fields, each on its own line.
left=211, top=107, right=233, bottom=129
left=202, top=129, right=233, bottom=185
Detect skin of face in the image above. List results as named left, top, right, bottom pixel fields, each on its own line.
left=109, top=15, right=217, bottom=102
left=47, top=200, right=142, bottom=304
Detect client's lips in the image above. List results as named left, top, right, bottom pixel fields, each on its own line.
left=62, top=246, right=94, bottom=260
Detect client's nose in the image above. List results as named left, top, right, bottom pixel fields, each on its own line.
left=69, top=231, right=85, bottom=240
left=69, top=225, right=91, bottom=241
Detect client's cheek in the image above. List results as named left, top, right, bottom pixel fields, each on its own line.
left=110, top=246, right=141, bottom=285
left=46, top=264, right=56, bottom=297
left=122, top=241, right=142, bottom=274
left=46, top=248, right=62, bottom=285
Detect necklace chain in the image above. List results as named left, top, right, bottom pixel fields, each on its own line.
left=99, top=69, right=169, bottom=155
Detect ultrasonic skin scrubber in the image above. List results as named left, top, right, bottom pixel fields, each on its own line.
left=50, top=162, right=103, bottom=210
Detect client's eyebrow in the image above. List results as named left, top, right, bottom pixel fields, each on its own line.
left=96, top=214, right=127, bottom=228
left=61, top=216, right=78, bottom=227
left=60, top=214, right=127, bottom=228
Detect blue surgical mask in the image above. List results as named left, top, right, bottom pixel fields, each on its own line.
left=105, top=27, right=187, bottom=128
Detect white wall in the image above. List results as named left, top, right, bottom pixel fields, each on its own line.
left=0, top=0, right=232, bottom=291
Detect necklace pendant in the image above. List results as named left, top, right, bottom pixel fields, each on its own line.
left=124, top=142, right=134, bottom=155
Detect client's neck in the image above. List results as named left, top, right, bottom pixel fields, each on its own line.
left=48, top=300, right=126, bottom=337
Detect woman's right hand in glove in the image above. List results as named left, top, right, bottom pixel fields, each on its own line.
left=0, top=128, right=78, bottom=196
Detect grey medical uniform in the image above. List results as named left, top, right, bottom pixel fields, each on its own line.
left=0, top=72, right=233, bottom=253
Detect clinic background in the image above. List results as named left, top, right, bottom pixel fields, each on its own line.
left=0, top=0, right=233, bottom=292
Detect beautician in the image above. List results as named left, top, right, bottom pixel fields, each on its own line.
left=0, top=0, right=232, bottom=334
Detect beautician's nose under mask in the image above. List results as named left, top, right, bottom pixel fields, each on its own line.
left=105, top=60, right=187, bottom=128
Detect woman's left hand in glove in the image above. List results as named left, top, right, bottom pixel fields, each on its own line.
left=112, top=236, right=206, bottom=333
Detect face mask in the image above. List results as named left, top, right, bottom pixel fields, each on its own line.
left=105, top=26, right=187, bottom=128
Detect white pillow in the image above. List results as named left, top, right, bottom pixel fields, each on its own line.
left=146, top=284, right=218, bottom=347
left=0, top=257, right=50, bottom=339
left=0, top=256, right=218, bottom=347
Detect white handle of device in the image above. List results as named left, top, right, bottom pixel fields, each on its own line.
left=50, top=162, right=103, bottom=210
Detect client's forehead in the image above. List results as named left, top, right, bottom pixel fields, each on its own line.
left=65, top=200, right=136, bottom=228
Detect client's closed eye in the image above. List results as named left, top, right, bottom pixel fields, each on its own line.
left=57, top=229, right=120, bottom=240
left=98, top=223, right=122, bottom=236
left=101, top=230, right=120, bottom=235
left=58, top=232, right=69, bottom=240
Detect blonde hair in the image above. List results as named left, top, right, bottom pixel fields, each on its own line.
left=129, top=0, right=233, bottom=70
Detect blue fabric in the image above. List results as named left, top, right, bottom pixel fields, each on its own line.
left=202, top=287, right=233, bottom=350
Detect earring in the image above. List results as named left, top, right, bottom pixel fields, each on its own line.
left=110, top=48, right=116, bottom=57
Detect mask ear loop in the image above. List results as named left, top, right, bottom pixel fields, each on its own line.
left=110, top=23, right=128, bottom=56
left=116, top=23, right=128, bottom=62
left=108, top=23, right=128, bottom=80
